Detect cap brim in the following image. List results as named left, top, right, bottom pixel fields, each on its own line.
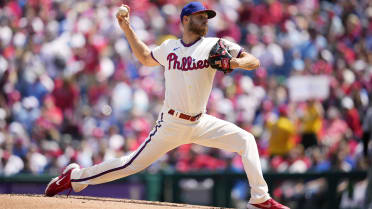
left=191, top=9, right=216, bottom=19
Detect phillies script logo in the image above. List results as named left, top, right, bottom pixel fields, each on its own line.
left=167, top=53, right=209, bottom=71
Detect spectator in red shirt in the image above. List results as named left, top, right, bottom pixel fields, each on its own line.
left=342, top=97, right=363, bottom=139
left=51, top=78, right=79, bottom=113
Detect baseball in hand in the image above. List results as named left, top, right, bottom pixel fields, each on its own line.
left=117, top=5, right=129, bottom=17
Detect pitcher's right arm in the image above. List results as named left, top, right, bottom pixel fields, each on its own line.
left=116, top=5, right=159, bottom=67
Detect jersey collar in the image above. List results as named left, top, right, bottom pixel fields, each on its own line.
left=180, top=37, right=202, bottom=47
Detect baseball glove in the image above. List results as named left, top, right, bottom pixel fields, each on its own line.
left=208, top=39, right=233, bottom=74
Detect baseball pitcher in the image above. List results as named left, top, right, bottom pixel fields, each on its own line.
left=45, top=2, right=289, bottom=209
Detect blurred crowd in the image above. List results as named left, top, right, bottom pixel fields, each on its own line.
left=1, top=0, right=372, bottom=208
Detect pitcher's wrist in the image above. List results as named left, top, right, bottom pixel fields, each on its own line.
left=230, top=58, right=239, bottom=69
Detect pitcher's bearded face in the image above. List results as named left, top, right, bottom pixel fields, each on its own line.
left=188, top=13, right=208, bottom=36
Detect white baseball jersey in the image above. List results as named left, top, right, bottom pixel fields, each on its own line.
left=151, top=37, right=243, bottom=115
left=68, top=37, right=271, bottom=205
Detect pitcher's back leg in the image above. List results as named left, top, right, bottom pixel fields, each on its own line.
left=70, top=113, right=186, bottom=192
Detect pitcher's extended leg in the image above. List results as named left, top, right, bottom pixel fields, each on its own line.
left=70, top=113, right=184, bottom=192
left=193, top=114, right=270, bottom=204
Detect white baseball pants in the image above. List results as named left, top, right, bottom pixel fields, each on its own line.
left=70, top=106, right=270, bottom=204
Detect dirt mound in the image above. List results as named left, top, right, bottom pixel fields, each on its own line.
left=0, top=194, right=228, bottom=209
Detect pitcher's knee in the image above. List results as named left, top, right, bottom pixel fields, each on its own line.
left=244, top=132, right=255, bottom=141
left=240, top=132, right=256, bottom=143
left=238, top=132, right=257, bottom=154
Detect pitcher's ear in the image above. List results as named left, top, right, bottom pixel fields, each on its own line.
left=183, top=16, right=190, bottom=24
